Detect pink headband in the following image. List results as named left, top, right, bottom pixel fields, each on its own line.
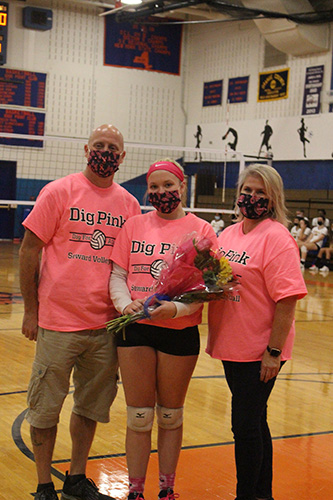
left=146, top=161, right=184, bottom=182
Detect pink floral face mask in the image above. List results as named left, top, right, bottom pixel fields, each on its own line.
left=87, top=150, right=120, bottom=178
left=148, top=190, right=181, bottom=214
left=237, top=193, right=269, bottom=219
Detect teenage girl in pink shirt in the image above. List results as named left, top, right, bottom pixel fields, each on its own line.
left=110, top=159, right=217, bottom=500
left=207, top=164, right=307, bottom=500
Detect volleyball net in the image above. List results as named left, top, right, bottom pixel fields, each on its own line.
left=0, top=132, right=254, bottom=237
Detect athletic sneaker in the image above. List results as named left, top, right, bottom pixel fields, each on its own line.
left=35, top=486, right=59, bottom=500
left=61, top=473, right=116, bottom=500
left=300, top=263, right=305, bottom=271
left=319, top=266, right=329, bottom=273
left=128, top=493, right=145, bottom=500
left=309, top=265, right=318, bottom=272
left=158, top=488, right=180, bottom=499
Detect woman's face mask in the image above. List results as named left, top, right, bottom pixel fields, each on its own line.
left=87, top=149, right=121, bottom=178
left=237, top=193, right=270, bottom=219
left=148, top=190, right=181, bottom=214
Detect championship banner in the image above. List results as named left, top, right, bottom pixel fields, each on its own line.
left=0, top=68, right=46, bottom=108
left=104, top=18, right=182, bottom=75
left=227, top=76, right=249, bottom=103
left=203, top=80, right=223, bottom=107
left=0, top=108, right=45, bottom=147
left=258, top=69, right=289, bottom=102
left=302, top=65, right=324, bottom=115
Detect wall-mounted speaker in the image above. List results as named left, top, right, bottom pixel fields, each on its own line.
left=23, top=6, right=52, bottom=31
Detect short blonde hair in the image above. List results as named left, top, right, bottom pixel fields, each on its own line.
left=236, top=164, right=290, bottom=227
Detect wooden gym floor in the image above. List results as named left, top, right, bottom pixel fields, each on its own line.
left=0, top=241, right=332, bottom=499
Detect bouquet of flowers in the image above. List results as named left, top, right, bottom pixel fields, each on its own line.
left=106, top=233, right=238, bottom=336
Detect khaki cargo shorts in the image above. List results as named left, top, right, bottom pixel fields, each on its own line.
left=26, top=328, right=118, bottom=428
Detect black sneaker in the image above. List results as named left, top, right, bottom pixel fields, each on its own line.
left=128, top=493, right=145, bottom=500
left=158, top=488, right=179, bottom=499
left=61, top=473, right=116, bottom=500
left=35, top=486, right=59, bottom=499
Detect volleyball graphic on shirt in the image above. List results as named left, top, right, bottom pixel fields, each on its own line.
left=90, top=230, right=106, bottom=250
left=150, top=259, right=167, bottom=279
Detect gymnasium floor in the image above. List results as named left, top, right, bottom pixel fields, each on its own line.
left=0, top=240, right=332, bottom=499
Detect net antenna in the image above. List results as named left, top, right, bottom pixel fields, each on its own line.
left=222, top=100, right=229, bottom=204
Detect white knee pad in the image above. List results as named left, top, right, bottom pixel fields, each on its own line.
left=156, top=405, right=183, bottom=430
left=127, top=406, right=154, bottom=432
left=301, top=245, right=307, bottom=253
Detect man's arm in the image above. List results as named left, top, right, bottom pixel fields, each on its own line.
left=19, top=229, right=45, bottom=341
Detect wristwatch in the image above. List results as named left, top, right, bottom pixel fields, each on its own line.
left=266, top=345, right=282, bottom=357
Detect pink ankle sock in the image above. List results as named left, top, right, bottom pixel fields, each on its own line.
left=159, top=472, right=175, bottom=491
left=129, top=476, right=146, bottom=494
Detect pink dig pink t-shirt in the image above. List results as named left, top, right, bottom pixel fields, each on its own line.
left=23, top=172, right=141, bottom=331
left=206, top=218, right=307, bottom=362
left=111, top=211, right=218, bottom=330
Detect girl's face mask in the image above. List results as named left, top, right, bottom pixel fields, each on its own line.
left=148, top=190, right=181, bottom=214
left=87, top=149, right=120, bottom=178
left=237, top=193, right=270, bottom=219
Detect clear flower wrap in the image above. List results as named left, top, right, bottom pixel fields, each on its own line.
left=106, top=232, right=238, bottom=337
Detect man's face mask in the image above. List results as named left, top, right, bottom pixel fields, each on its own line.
left=87, top=150, right=121, bottom=178
left=237, top=193, right=270, bottom=219
left=148, top=190, right=181, bottom=214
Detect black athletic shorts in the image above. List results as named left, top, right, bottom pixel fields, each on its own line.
left=116, top=322, right=200, bottom=356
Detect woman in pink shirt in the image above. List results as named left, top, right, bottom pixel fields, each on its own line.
left=110, top=159, right=217, bottom=500
left=207, top=164, right=307, bottom=500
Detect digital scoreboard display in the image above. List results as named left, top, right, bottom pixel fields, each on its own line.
left=0, top=2, right=8, bottom=66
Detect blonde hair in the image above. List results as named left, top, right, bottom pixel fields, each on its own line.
left=144, top=158, right=187, bottom=206
left=236, top=164, right=290, bottom=227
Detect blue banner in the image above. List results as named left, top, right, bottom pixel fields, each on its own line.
left=0, top=108, right=45, bottom=147
left=0, top=68, right=46, bottom=108
left=302, top=65, right=324, bottom=115
left=227, top=76, right=249, bottom=103
left=203, top=80, right=223, bottom=107
left=104, top=18, right=182, bottom=75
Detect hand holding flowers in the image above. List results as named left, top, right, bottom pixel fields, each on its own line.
left=106, top=233, right=238, bottom=336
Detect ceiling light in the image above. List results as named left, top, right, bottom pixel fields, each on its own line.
left=121, top=0, right=142, bottom=4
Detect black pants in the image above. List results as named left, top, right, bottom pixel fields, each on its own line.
left=223, top=360, right=284, bottom=500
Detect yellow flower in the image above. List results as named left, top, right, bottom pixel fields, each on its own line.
left=217, top=257, right=233, bottom=286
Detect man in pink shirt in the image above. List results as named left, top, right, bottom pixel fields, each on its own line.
left=19, top=124, right=141, bottom=500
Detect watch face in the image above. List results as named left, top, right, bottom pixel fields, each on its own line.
left=270, top=348, right=281, bottom=357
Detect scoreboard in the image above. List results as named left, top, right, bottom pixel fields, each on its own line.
left=0, top=2, right=8, bottom=66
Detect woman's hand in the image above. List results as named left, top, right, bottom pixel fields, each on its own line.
left=260, top=350, right=281, bottom=383
left=148, top=300, right=177, bottom=320
left=123, top=299, right=145, bottom=315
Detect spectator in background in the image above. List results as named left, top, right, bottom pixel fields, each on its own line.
left=211, top=213, right=225, bottom=236
left=300, top=215, right=328, bottom=270
left=311, top=209, right=330, bottom=228
left=295, top=209, right=309, bottom=222
left=296, top=218, right=312, bottom=249
left=309, top=221, right=333, bottom=275
left=290, top=216, right=301, bottom=240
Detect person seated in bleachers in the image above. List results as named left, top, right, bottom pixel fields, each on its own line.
left=300, top=215, right=328, bottom=270
left=290, top=216, right=301, bottom=240
left=295, top=208, right=309, bottom=222
left=290, top=216, right=311, bottom=245
left=311, top=208, right=330, bottom=228
left=210, top=213, right=225, bottom=236
left=309, top=222, right=333, bottom=275
left=296, top=218, right=312, bottom=249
